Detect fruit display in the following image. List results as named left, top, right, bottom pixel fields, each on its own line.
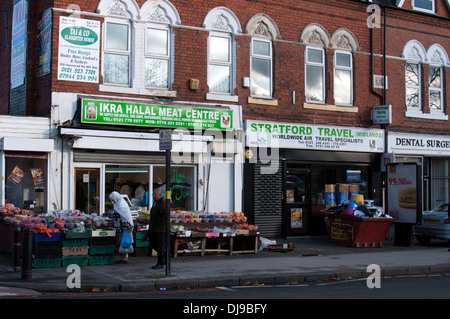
left=170, top=210, right=248, bottom=224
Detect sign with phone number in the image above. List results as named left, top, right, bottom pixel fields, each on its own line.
left=57, top=16, right=100, bottom=83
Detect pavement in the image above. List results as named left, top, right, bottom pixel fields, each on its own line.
left=0, top=235, right=450, bottom=294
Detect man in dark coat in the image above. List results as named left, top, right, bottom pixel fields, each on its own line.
left=149, top=188, right=167, bottom=269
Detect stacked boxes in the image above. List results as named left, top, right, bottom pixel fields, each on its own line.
left=325, top=184, right=360, bottom=206
left=89, top=229, right=116, bottom=265
left=32, top=232, right=62, bottom=268
left=61, top=229, right=91, bottom=267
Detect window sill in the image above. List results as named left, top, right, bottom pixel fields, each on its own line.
left=405, top=110, right=448, bottom=120
left=303, top=102, right=358, bottom=113
left=99, top=85, right=177, bottom=98
left=206, top=93, right=239, bottom=103
left=248, top=97, right=278, bottom=106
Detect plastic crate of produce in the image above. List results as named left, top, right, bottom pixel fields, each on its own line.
left=62, top=238, right=90, bottom=247
left=33, top=258, right=61, bottom=269
left=64, top=229, right=92, bottom=239
left=33, top=232, right=62, bottom=242
left=62, top=246, right=89, bottom=256
left=89, top=245, right=115, bottom=255
left=33, top=242, right=62, bottom=259
left=89, top=255, right=115, bottom=265
left=61, top=255, right=89, bottom=267
left=135, top=239, right=150, bottom=247
left=90, top=236, right=116, bottom=246
left=134, top=231, right=149, bottom=240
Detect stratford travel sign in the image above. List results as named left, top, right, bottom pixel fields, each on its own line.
left=246, top=120, right=385, bottom=152
left=81, top=99, right=233, bottom=130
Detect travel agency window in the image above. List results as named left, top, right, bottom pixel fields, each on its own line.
left=5, top=152, right=48, bottom=213
left=203, top=6, right=241, bottom=102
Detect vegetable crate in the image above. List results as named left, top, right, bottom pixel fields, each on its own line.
left=33, top=241, right=62, bottom=259
left=61, top=255, right=89, bottom=267
left=134, top=230, right=150, bottom=248
left=324, top=214, right=394, bottom=247
left=89, top=245, right=115, bottom=255
left=64, top=229, right=92, bottom=239
left=33, top=258, right=61, bottom=269
left=89, top=255, right=115, bottom=265
left=62, top=238, right=89, bottom=247
left=33, top=232, right=62, bottom=242
left=62, top=246, right=89, bottom=256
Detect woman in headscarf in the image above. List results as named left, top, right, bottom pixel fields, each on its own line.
left=108, top=191, right=134, bottom=263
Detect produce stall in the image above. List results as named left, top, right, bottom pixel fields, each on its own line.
left=135, top=210, right=260, bottom=257
left=323, top=200, right=394, bottom=247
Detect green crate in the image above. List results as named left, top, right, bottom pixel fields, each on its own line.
left=89, top=245, right=115, bottom=255
left=64, top=229, right=92, bottom=239
left=89, top=255, right=115, bottom=265
left=134, top=231, right=149, bottom=240
left=135, top=239, right=150, bottom=247
left=61, top=255, right=89, bottom=267
left=62, top=238, right=90, bottom=247
left=33, top=258, right=61, bottom=269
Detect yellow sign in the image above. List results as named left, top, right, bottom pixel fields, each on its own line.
left=330, top=222, right=353, bottom=241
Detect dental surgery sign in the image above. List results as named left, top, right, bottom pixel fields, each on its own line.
left=246, top=120, right=384, bottom=152
left=58, top=17, right=100, bottom=83
left=81, top=99, right=233, bottom=130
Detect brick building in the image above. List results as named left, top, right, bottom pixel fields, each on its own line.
left=0, top=0, right=448, bottom=238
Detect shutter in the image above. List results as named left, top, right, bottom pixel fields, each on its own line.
left=253, top=161, right=283, bottom=237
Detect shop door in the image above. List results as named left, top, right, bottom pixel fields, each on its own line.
left=75, top=168, right=100, bottom=214
left=284, top=168, right=311, bottom=235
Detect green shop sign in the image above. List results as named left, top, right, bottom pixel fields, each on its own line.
left=81, top=99, right=233, bottom=130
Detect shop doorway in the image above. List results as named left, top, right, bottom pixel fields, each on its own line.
left=284, top=168, right=311, bottom=236
left=75, top=168, right=100, bottom=214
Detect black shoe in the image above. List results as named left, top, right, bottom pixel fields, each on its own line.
left=152, top=264, right=163, bottom=269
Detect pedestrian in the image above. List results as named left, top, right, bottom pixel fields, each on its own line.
left=108, top=191, right=134, bottom=263
left=149, top=188, right=167, bottom=269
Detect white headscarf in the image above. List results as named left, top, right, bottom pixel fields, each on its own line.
left=109, top=191, right=133, bottom=226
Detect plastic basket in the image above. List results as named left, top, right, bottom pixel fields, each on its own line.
left=64, top=229, right=92, bottom=239
left=33, top=232, right=62, bottom=242
left=61, top=255, right=89, bottom=267
left=134, top=231, right=149, bottom=240
left=89, top=245, right=115, bottom=255
left=90, top=236, right=117, bottom=246
left=62, top=238, right=90, bottom=247
left=135, top=239, right=150, bottom=247
left=89, top=255, right=115, bottom=265
left=33, top=258, right=61, bottom=268
left=62, top=246, right=89, bottom=256
left=33, top=242, right=62, bottom=259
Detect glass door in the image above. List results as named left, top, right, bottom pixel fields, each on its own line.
left=75, top=168, right=100, bottom=214
left=284, top=168, right=311, bottom=235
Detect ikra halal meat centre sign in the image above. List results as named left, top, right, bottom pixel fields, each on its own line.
left=246, top=120, right=384, bottom=152
left=81, top=99, right=233, bottom=130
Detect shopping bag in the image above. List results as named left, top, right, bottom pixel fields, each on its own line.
left=119, top=231, right=134, bottom=254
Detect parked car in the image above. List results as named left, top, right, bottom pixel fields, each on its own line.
left=413, top=203, right=450, bottom=245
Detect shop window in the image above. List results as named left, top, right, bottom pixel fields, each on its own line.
left=334, top=50, right=353, bottom=106
left=5, top=153, right=48, bottom=213
left=305, top=46, right=325, bottom=103
left=103, top=21, right=130, bottom=85
left=251, top=37, right=273, bottom=98
left=104, top=165, right=150, bottom=214
left=153, top=166, right=195, bottom=211
left=145, top=26, right=170, bottom=88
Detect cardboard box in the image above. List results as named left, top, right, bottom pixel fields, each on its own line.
left=338, top=184, right=350, bottom=204
left=325, top=184, right=336, bottom=207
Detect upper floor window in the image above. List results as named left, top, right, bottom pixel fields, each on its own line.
left=145, top=26, right=170, bottom=88
left=208, top=33, right=232, bottom=94
left=405, top=62, right=421, bottom=109
left=104, top=21, right=130, bottom=85
left=305, top=46, right=325, bottom=103
left=251, top=37, right=272, bottom=98
left=203, top=7, right=241, bottom=101
left=429, top=66, right=442, bottom=111
left=334, top=51, right=353, bottom=105
left=245, top=14, right=280, bottom=100
left=413, top=0, right=435, bottom=13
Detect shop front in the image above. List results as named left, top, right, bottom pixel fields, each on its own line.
left=244, top=120, right=385, bottom=238
left=55, top=94, right=243, bottom=215
left=388, top=131, right=450, bottom=212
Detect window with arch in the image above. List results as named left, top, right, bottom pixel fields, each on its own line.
left=203, top=7, right=241, bottom=100
left=427, top=44, right=449, bottom=114
left=402, top=40, right=427, bottom=111
left=245, top=14, right=280, bottom=99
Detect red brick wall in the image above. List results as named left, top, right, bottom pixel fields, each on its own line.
left=3, top=0, right=448, bottom=135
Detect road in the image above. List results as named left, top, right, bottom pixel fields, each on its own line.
left=3, top=272, right=450, bottom=300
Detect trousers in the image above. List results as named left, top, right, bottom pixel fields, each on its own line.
left=150, top=231, right=166, bottom=265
